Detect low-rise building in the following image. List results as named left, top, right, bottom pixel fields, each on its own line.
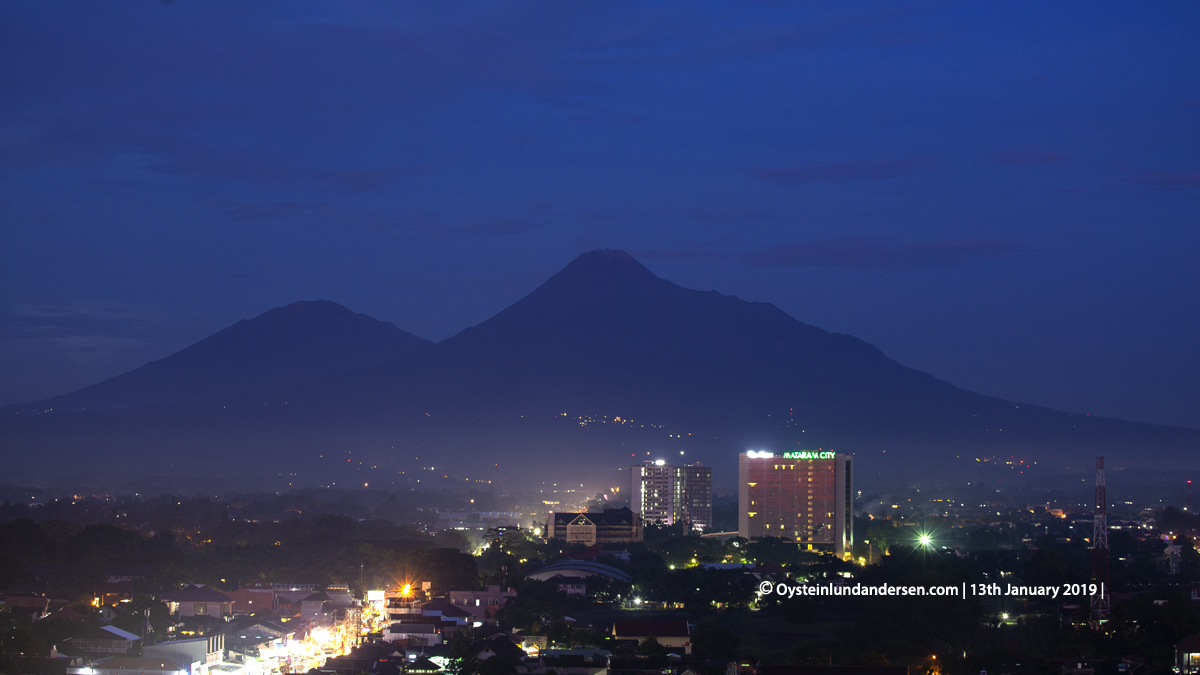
left=382, top=623, right=441, bottom=646
left=299, top=591, right=331, bottom=621
left=224, top=620, right=295, bottom=659
left=419, top=599, right=474, bottom=626
left=161, top=586, right=234, bottom=618
left=83, top=656, right=188, bottom=675
left=323, top=585, right=355, bottom=607
left=93, top=581, right=135, bottom=606
left=526, top=649, right=609, bottom=675
left=551, top=577, right=587, bottom=596
left=63, top=625, right=140, bottom=657
left=1179, top=634, right=1200, bottom=675
left=445, top=586, right=516, bottom=623
left=143, top=635, right=224, bottom=675
left=472, top=636, right=526, bottom=662
left=547, top=508, right=643, bottom=545
left=271, top=584, right=316, bottom=613
left=3, top=593, right=50, bottom=619
left=224, top=583, right=275, bottom=614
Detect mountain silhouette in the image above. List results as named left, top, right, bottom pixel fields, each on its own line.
left=1, top=251, right=1196, bottom=490
left=332, top=249, right=959, bottom=423
left=320, top=249, right=1198, bottom=455
left=5, top=300, right=431, bottom=414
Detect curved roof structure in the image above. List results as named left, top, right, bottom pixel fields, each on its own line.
left=525, top=560, right=631, bottom=583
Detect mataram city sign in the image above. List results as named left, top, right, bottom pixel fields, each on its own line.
left=745, top=450, right=836, bottom=460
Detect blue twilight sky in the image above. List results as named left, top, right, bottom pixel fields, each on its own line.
left=1, top=1, right=1198, bottom=427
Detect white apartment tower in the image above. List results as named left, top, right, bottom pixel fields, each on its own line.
left=631, top=460, right=712, bottom=532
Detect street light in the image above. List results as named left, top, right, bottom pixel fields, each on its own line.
left=917, top=533, right=932, bottom=548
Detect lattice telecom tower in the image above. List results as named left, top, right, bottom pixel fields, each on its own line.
left=1090, top=456, right=1110, bottom=627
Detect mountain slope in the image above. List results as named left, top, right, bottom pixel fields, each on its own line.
left=334, top=250, right=1004, bottom=427
left=6, top=300, right=432, bottom=413
left=0, top=252, right=1195, bottom=490
left=312, top=249, right=1199, bottom=459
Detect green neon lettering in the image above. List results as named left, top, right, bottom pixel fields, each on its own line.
left=781, top=451, right=836, bottom=460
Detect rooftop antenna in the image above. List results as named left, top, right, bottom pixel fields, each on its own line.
left=1090, top=456, right=1109, bottom=628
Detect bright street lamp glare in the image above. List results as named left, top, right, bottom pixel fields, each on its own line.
left=918, top=534, right=932, bottom=547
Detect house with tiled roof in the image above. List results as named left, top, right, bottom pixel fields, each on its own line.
left=2, top=593, right=50, bottom=619
left=420, top=598, right=474, bottom=625
left=444, top=586, right=516, bottom=622
left=299, top=590, right=330, bottom=620
left=1179, top=634, right=1200, bottom=674
left=160, top=585, right=234, bottom=617
left=63, top=625, right=140, bottom=656
left=473, top=635, right=527, bottom=662
left=224, top=582, right=274, bottom=613
left=224, top=619, right=295, bottom=657
left=408, top=656, right=442, bottom=673
left=46, top=606, right=87, bottom=622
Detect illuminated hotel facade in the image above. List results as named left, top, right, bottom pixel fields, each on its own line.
left=738, top=450, right=852, bottom=558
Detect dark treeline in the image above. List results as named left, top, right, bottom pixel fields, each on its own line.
left=0, top=485, right=514, bottom=530
left=0, top=487, right=509, bottom=601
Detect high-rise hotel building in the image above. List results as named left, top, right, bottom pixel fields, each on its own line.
left=738, top=450, right=852, bottom=558
left=631, top=460, right=712, bottom=532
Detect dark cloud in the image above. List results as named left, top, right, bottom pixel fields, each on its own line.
left=500, top=136, right=540, bottom=145
left=0, top=2, right=943, bottom=176
left=634, top=237, right=1033, bottom=269
left=0, top=301, right=155, bottom=341
left=221, top=201, right=318, bottom=222
left=1130, top=172, right=1200, bottom=188
left=574, top=3, right=947, bottom=67
left=450, top=218, right=543, bottom=236
left=145, top=157, right=433, bottom=192
left=584, top=207, right=773, bottom=224
left=738, top=237, right=1032, bottom=268
left=745, top=158, right=929, bottom=185
left=213, top=200, right=541, bottom=237
left=628, top=248, right=729, bottom=261
left=362, top=214, right=543, bottom=237
left=537, top=98, right=645, bottom=124
left=993, top=149, right=1071, bottom=167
